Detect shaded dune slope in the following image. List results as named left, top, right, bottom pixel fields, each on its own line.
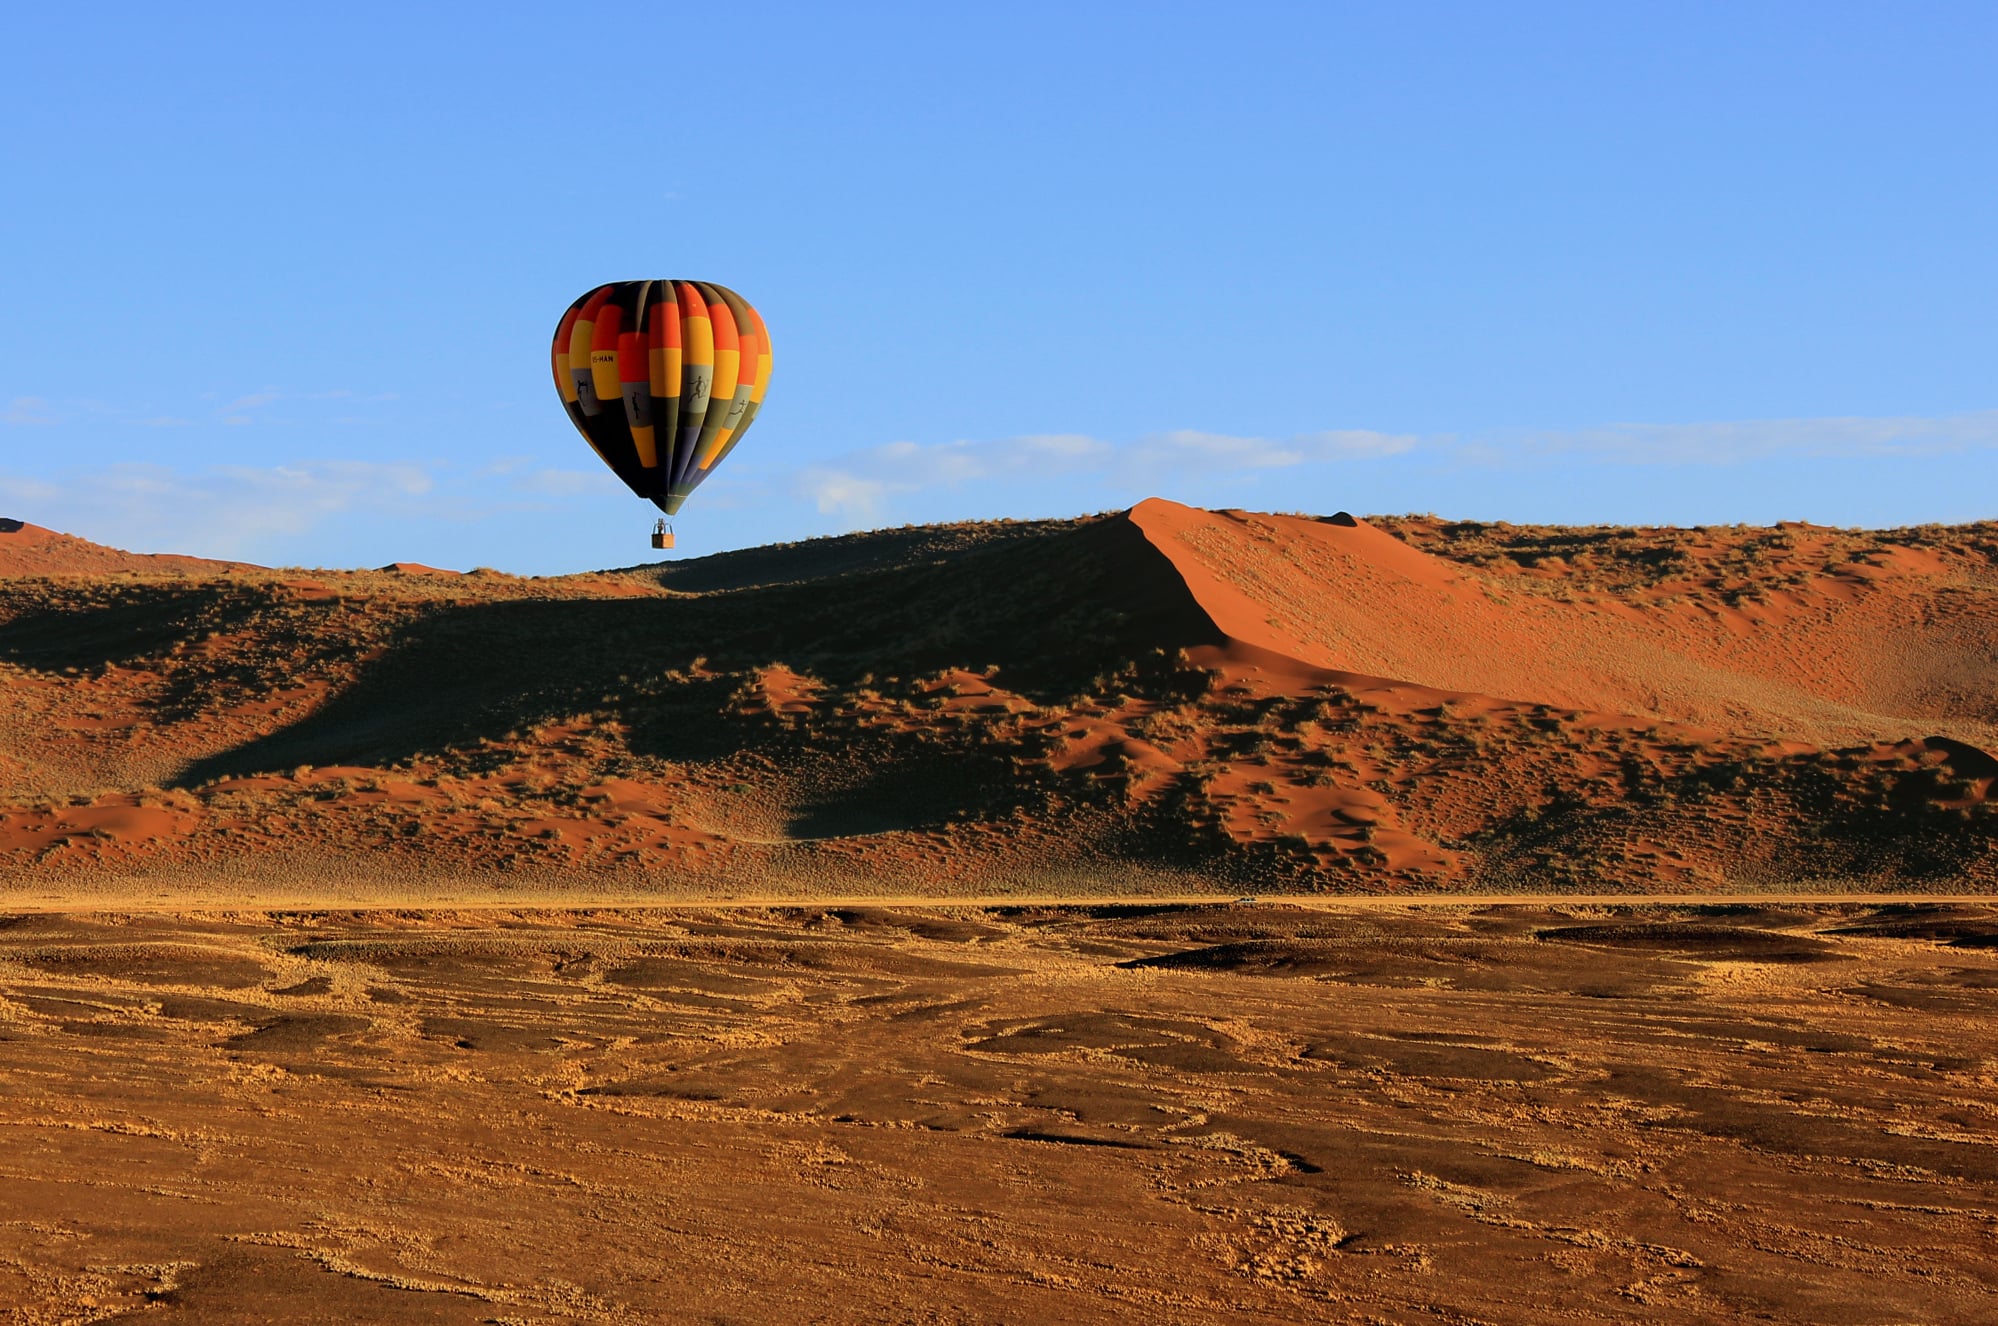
left=176, top=514, right=1219, bottom=780
left=0, top=503, right=1993, bottom=895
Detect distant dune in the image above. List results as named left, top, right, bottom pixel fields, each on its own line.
left=378, top=561, right=461, bottom=576
left=0, top=517, right=261, bottom=577
left=0, top=502, right=1993, bottom=899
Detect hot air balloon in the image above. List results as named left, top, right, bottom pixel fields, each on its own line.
left=552, top=280, right=771, bottom=545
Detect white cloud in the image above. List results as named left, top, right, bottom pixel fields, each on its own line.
left=0, top=474, right=60, bottom=504
left=885, top=433, right=1112, bottom=484
left=509, top=468, right=617, bottom=497
left=1504, top=409, right=1998, bottom=465
left=218, top=388, right=283, bottom=415
left=0, top=461, right=442, bottom=560
left=1126, top=428, right=1416, bottom=473
left=784, top=408, right=1998, bottom=524
left=1, top=387, right=399, bottom=434
left=4, top=397, right=59, bottom=426
left=0, top=452, right=650, bottom=563
left=793, top=433, right=1111, bottom=519
left=792, top=428, right=1412, bottom=520
left=8, top=405, right=1995, bottom=564
left=797, top=470, right=895, bottom=519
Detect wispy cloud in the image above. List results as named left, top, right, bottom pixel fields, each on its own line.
left=793, top=428, right=1417, bottom=519
left=794, top=433, right=1103, bottom=518
left=4, top=397, right=59, bottom=426
left=0, top=474, right=60, bottom=504
left=5, top=405, right=1994, bottom=565
left=0, top=455, right=639, bottom=563
left=1128, top=428, right=1417, bottom=472
left=2, top=387, right=399, bottom=432
left=3, top=461, right=439, bottom=558
left=219, top=388, right=283, bottom=415
left=1493, top=409, right=1998, bottom=465
left=508, top=468, right=617, bottom=498
left=783, top=408, right=1998, bottom=522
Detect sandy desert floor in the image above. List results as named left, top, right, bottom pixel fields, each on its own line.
left=5, top=898, right=1998, bottom=1324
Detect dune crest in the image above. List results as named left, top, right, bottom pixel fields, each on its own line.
left=0, top=519, right=258, bottom=577
left=1127, top=497, right=1998, bottom=749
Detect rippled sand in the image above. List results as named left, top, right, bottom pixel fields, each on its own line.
left=4, top=900, right=1996, bottom=1322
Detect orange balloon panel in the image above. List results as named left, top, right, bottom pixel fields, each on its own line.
left=551, top=280, right=771, bottom=516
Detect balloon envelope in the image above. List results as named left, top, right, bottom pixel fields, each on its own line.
left=552, top=280, right=771, bottom=515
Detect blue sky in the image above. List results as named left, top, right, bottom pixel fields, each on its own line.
left=3, top=3, right=1994, bottom=572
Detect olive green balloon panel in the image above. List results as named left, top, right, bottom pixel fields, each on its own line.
left=551, top=280, right=771, bottom=516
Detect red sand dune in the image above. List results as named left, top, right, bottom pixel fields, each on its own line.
left=0, top=501, right=1992, bottom=895
left=0, top=517, right=257, bottom=577
left=1129, top=497, right=1998, bottom=749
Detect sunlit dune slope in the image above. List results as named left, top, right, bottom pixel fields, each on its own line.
left=0, top=517, right=259, bottom=577
left=0, top=503, right=1994, bottom=897
left=1132, top=498, right=1998, bottom=748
